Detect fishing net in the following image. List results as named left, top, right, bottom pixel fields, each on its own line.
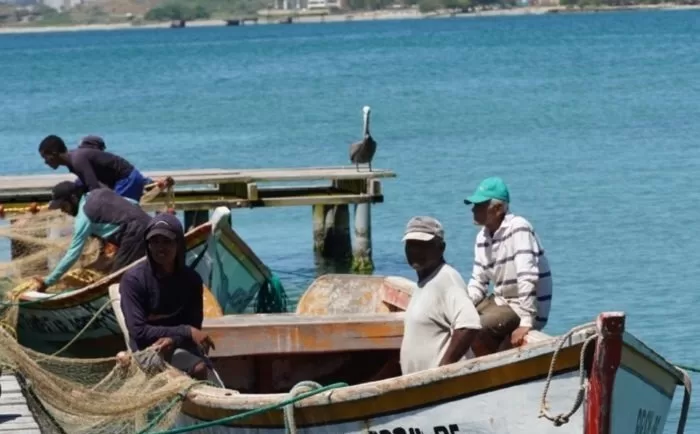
left=0, top=177, right=293, bottom=434
left=0, top=324, right=199, bottom=434
left=0, top=206, right=200, bottom=434
left=0, top=177, right=175, bottom=307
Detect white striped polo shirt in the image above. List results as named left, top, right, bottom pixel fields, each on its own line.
left=466, top=213, right=552, bottom=330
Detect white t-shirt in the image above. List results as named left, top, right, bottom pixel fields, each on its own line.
left=400, top=263, right=482, bottom=375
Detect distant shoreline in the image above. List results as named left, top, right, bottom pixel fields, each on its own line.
left=1, top=4, right=698, bottom=35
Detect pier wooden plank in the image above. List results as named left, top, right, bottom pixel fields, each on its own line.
left=0, top=166, right=395, bottom=195
left=0, top=166, right=393, bottom=215
left=0, top=374, right=41, bottom=434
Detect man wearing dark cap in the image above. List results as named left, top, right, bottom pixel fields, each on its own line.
left=119, top=213, right=219, bottom=383
left=34, top=181, right=152, bottom=292
left=79, top=135, right=106, bottom=151
left=399, top=216, right=482, bottom=375
left=38, top=134, right=148, bottom=202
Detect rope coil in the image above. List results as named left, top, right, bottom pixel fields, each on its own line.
left=283, top=381, right=324, bottom=434
left=538, top=321, right=597, bottom=426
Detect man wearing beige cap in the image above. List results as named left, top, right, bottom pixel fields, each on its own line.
left=399, top=216, right=482, bottom=375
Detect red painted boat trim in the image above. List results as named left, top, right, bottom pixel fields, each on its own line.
left=585, top=312, right=625, bottom=434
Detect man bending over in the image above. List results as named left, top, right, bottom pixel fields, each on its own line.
left=35, top=181, right=151, bottom=292
left=120, top=214, right=217, bottom=382
left=38, top=134, right=148, bottom=202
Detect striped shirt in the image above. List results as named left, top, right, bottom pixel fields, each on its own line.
left=466, top=213, right=552, bottom=330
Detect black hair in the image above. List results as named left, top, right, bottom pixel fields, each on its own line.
left=38, top=135, right=67, bottom=154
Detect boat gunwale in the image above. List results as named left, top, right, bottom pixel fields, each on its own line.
left=204, top=312, right=406, bottom=327
left=15, top=223, right=213, bottom=309
left=621, top=331, right=686, bottom=385
left=184, top=324, right=596, bottom=410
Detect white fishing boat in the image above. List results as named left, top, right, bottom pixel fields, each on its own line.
left=107, top=273, right=692, bottom=434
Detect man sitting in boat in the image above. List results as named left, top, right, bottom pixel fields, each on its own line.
left=34, top=181, right=152, bottom=292
left=464, top=177, right=553, bottom=355
left=38, top=134, right=149, bottom=202
left=400, top=216, right=482, bottom=375
left=119, top=213, right=217, bottom=382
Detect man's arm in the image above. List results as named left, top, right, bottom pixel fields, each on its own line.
left=43, top=208, right=92, bottom=287
left=119, top=273, right=193, bottom=349
left=439, top=283, right=482, bottom=366
left=511, top=224, right=541, bottom=329
left=466, top=242, right=490, bottom=304
left=72, top=154, right=102, bottom=191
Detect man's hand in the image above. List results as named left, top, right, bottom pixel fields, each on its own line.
left=510, top=326, right=532, bottom=347
left=190, top=327, right=215, bottom=354
left=33, top=277, right=47, bottom=293
left=151, top=337, right=175, bottom=354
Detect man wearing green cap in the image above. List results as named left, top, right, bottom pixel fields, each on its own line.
left=463, top=177, right=552, bottom=355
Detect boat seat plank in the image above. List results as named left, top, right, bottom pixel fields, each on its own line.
left=204, top=312, right=404, bottom=326
left=205, top=313, right=405, bottom=357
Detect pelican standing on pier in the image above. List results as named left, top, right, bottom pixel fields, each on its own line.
left=349, top=105, right=377, bottom=172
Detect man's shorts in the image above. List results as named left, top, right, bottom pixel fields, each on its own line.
left=134, top=347, right=205, bottom=376
left=170, top=348, right=208, bottom=377
left=475, top=295, right=521, bottom=341
left=114, top=169, right=147, bottom=202
left=134, top=347, right=222, bottom=386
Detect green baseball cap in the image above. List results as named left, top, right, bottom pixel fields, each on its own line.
left=464, top=177, right=510, bottom=205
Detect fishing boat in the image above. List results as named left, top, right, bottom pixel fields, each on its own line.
left=5, top=207, right=286, bottom=358
left=147, top=275, right=692, bottom=434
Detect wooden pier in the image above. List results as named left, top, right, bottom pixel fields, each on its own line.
left=0, top=166, right=395, bottom=272
left=0, top=373, right=41, bottom=434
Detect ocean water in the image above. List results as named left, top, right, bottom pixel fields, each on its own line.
left=1, top=9, right=699, bottom=431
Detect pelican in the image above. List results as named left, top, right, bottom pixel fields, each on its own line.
left=349, top=105, right=377, bottom=172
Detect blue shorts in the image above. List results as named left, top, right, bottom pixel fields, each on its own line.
left=114, top=169, right=147, bottom=202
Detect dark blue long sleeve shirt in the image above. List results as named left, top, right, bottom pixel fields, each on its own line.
left=120, top=263, right=204, bottom=350
left=118, top=214, right=204, bottom=351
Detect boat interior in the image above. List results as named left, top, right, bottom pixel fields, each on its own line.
left=103, top=209, right=556, bottom=394
left=111, top=269, right=554, bottom=394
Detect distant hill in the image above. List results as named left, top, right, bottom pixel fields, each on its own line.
left=93, top=0, right=163, bottom=16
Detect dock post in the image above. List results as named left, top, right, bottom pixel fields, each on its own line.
left=312, top=204, right=326, bottom=255
left=184, top=210, right=210, bottom=232
left=312, top=204, right=351, bottom=263
left=352, top=203, right=373, bottom=273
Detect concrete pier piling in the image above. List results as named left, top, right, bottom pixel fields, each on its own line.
left=352, top=202, right=372, bottom=273
left=312, top=204, right=351, bottom=262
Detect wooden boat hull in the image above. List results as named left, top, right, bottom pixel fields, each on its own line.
left=11, top=207, right=279, bottom=357
left=173, top=311, right=690, bottom=434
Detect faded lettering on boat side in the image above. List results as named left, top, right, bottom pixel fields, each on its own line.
left=610, top=368, right=673, bottom=434
left=174, top=371, right=584, bottom=434
left=368, top=429, right=423, bottom=434
left=635, top=409, right=661, bottom=434
left=368, top=425, right=459, bottom=434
